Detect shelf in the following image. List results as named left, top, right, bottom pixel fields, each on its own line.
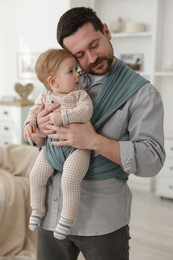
left=154, top=72, right=173, bottom=77
left=111, top=31, right=152, bottom=38
left=139, top=72, right=151, bottom=78
left=0, top=99, right=34, bottom=106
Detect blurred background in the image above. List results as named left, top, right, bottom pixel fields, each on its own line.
left=0, top=1, right=173, bottom=259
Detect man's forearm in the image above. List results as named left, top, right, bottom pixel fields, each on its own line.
left=90, top=133, right=121, bottom=165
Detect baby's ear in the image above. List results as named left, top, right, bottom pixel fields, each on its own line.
left=47, top=76, right=56, bottom=88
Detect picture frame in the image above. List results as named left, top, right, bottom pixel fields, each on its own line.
left=119, top=53, right=143, bottom=71
left=17, top=53, right=40, bottom=79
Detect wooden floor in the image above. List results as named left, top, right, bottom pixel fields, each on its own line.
left=78, top=188, right=173, bottom=260
left=1, top=189, right=173, bottom=260
left=129, top=188, right=173, bottom=260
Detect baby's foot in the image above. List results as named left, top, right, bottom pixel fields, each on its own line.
left=29, top=210, right=42, bottom=231
left=54, top=217, right=73, bottom=240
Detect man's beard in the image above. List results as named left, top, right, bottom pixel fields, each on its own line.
left=87, top=56, right=114, bottom=75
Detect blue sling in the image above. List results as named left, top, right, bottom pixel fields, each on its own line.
left=46, top=59, right=149, bottom=181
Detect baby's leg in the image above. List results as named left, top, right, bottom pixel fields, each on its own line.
left=54, top=149, right=90, bottom=240
left=29, top=147, right=53, bottom=231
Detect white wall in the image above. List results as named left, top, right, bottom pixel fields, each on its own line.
left=0, top=0, right=70, bottom=99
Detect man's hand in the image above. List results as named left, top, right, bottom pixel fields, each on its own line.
left=37, top=103, right=61, bottom=137
left=48, top=121, right=96, bottom=150
left=47, top=121, right=121, bottom=165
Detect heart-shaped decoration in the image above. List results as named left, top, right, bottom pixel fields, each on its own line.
left=15, top=82, right=33, bottom=100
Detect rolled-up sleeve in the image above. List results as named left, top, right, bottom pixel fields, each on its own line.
left=119, top=83, right=166, bottom=177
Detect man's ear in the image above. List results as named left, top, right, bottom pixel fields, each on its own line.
left=103, top=23, right=112, bottom=40
left=47, top=76, right=56, bottom=87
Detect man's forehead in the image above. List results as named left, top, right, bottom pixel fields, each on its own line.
left=63, top=24, right=101, bottom=53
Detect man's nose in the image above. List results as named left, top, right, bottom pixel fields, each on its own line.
left=86, top=50, right=97, bottom=63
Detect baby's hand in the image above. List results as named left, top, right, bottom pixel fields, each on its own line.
left=24, top=123, right=36, bottom=139
left=49, top=109, right=63, bottom=127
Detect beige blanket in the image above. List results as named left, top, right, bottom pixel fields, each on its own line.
left=0, top=144, right=39, bottom=257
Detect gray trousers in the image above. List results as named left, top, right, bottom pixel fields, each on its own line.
left=37, top=225, right=130, bottom=260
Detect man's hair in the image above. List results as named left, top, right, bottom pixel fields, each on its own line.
left=57, top=7, right=104, bottom=48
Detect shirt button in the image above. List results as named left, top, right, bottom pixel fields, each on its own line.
left=53, top=197, right=58, bottom=201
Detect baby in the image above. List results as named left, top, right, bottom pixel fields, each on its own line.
left=24, top=49, right=93, bottom=240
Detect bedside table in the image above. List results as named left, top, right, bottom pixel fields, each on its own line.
left=0, top=99, right=34, bottom=145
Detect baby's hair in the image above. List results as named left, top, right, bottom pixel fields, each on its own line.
left=35, top=49, right=75, bottom=89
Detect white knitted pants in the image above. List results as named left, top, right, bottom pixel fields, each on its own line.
left=30, top=146, right=90, bottom=220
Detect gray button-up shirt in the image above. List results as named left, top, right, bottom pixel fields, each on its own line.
left=41, top=72, right=165, bottom=235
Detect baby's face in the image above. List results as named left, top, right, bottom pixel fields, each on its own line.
left=54, top=56, right=80, bottom=94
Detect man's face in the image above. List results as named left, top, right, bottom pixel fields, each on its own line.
left=63, top=23, right=114, bottom=75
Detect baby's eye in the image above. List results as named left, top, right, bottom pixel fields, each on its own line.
left=76, top=66, right=80, bottom=72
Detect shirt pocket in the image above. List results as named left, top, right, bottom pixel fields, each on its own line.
left=99, top=109, right=127, bottom=140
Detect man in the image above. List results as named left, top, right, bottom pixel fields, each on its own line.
left=33, top=7, right=165, bottom=260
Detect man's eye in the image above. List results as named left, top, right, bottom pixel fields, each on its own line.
left=76, top=53, right=84, bottom=59
left=91, top=42, right=98, bottom=49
